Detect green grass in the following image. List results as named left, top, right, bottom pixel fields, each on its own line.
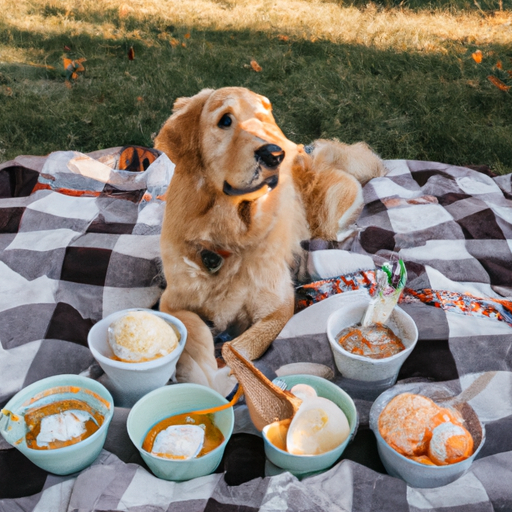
left=1, top=0, right=512, bottom=173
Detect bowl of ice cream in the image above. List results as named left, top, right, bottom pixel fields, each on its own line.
left=88, top=308, right=186, bottom=406
left=369, top=384, right=485, bottom=488
left=127, top=383, right=234, bottom=481
left=326, top=301, right=418, bottom=387
left=0, top=374, right=114, bottom=475
left=260, top=375, right=358, bottom=476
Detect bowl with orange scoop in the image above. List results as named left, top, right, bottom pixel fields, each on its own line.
left=369, top=383, right=485, bottom=488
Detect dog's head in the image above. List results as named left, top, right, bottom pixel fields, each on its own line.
left=154, top=87, right=297, bottom=199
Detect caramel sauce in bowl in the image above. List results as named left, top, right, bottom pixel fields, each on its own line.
left=0, top=375, right=114, bottom=475
left=24, top=399, right=104, bottom=450
left=127, top=383, right=235, bottom=481
left=326, top=301, right=418, bottom=385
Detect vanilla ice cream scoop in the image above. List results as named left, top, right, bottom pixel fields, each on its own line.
left=108, top=311, right=179, bottom=362
left=36, top=410, right=93, bottom=448
left=151, top=425, right=205, bottom=460
left=286, top=396, right=350, bottom=456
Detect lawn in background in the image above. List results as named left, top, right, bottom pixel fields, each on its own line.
left=1, top=0, right=511, bottom=173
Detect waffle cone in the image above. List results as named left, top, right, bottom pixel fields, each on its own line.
left=222, top=343, right=302, bottom=431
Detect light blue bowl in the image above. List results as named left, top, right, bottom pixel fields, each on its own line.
left=0, top=375, right=114, bottom=475
left=127, top=383, right=234, bottom=481
left=262, top=375, right=358, bottom=476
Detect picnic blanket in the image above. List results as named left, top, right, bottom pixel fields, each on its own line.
left=1, top=148, right=511, bottom=511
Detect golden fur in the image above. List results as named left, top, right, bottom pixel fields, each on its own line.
left=154, top=87, right=385, bottom=393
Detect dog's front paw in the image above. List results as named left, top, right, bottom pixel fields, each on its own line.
left=176, top=351, right=238, bottom=397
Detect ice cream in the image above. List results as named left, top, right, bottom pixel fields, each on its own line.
left=264, top=384, right=351, bottom=456
left=286, top=396, right=350, bottom=455
left=428, top=422, right=473, bottom=465
left=151, top=425, right=205, bottom=460
left=142, top=412, right=224, bottom=460
left=108, top=311, right=179, bottom=362
left=378, top=393, right=474, bottom=466
left=24, top=398, right=104, bottom=450
left=378, top=393, right=440, bottom=457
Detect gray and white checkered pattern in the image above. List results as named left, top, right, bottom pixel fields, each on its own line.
left=1, top=153, right=511, bottom=511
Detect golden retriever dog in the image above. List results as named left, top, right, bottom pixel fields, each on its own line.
left=154, top=87, right=385, bottom=394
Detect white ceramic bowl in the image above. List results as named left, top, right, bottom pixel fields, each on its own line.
left=261, top=375, right=358, bottom=477
left=327, top=301, right=418, bottom=385
left=127, top=383, right=234, bottom=481
left=369, top=384, right=486, bottom=488
left=88, top=308, right=186, bottom=406
left=0, top=374, right=114, bottom=475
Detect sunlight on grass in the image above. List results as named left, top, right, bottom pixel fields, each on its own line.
left=1, top=0, right=512, bottom=172
left=3, top=0, right=512, bottom=55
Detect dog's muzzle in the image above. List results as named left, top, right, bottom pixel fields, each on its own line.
left=223, top=174, right=278, bottom=197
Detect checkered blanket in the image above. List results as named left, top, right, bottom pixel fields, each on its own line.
left=1, top=151, right=511, bottom=511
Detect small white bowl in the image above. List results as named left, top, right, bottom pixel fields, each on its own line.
left=127, top=383, right=234, bottom=481
left=326, top=301, right=418, bottom=386
left=369, top=384, right=486, bottom=488
left=261, top=375, right=358, bottom=477
left=88, top=308, right=186, bottom=406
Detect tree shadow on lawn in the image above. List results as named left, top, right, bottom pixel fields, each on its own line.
left=313, top=0, right=510, bottom=11
left=1, top=21, right=512, bottom=173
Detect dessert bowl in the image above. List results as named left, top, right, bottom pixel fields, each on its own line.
left=0, top=374, right=114, bottom=475
left=87, top=308, right=187, bottom=406
left=326, top=301, right=418, bottom=386
left=261, top=374, right=358, bottom=476
left=369, top=383, right=486, bottom=488
left=127, top=383, right=234, bottom=481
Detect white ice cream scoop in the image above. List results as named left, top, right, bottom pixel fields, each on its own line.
left=36, top=410, right=95, bottom=448
left=151, top=425, right=205, bottom=460
left=286, top=396, right=350, bottom=456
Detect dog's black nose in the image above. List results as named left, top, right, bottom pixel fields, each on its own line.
left=255, top=144, right=284, bottom=169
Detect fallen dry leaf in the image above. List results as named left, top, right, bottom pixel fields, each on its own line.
left=181, top=42, right=187, bottom=48
left=472, top=50, right=483, bottom=63
left=250, top=60, right=262, bottom=72
left=63, top=57, right=86, bottom=80
left=64, top=80, right=72, bottom=89
left=488, top=75, right=510, bottom=91
left=128, top=47, right=135, bottom=60
left=277, top=34, right=289, bottom=42
left=496, top=60, right=503, bottom=69
left=184, top=33, right=191, bottom=39
left=137, top=96, right=144, bottom=102
left=170, top=38, right=179, bottom=48
left=119, top=4, right=132, bottom=18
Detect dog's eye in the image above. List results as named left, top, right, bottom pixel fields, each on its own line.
left=217, top=114, right=232, bottom=128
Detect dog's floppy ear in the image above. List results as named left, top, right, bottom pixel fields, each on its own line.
left=154, top=88, right=214, bottom=166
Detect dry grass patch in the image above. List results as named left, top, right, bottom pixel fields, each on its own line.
left=1, top=0, right=512, bottom=172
